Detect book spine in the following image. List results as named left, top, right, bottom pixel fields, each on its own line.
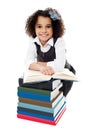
left=17, top=106, right=53, bottom=117
left=17, top=110, right=54, bottom=120
left=18, top=91, right=63, bottom=108
left=18, top=97, right=52, bottom=108
left=17, top=101, right=66, bottom=120
left=18, top=91, right=51, bottom=102
left=17, top=106, right=66, bottom=125
left=18, top=86, right=51, bottom=96
left=18, top=96, right=64, bottom=113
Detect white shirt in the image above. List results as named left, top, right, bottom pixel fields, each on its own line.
left=24, top=37, right=66, bottom=72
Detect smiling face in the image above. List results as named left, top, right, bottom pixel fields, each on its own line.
left=35, top=16, right=53, bottom=46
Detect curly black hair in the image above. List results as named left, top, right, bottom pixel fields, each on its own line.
left=25, top=8, right=65, bottom=39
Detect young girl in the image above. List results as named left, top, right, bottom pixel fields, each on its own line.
left=24, top=8, right=76, bottom=96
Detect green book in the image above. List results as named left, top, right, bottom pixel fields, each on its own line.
left=18, top=82, right=62, bottom=99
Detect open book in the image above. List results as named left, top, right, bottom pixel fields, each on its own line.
left=23, top=68, right=78, bottom=83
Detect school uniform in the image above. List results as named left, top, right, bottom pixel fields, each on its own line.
left=25, top=37, right=76, bottom=96
left=25, top=37, right=66, bottom=72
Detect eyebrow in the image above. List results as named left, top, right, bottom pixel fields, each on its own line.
left=36, top=24, right=52, bottom=25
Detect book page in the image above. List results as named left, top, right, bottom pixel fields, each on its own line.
left=23, top=69, right=78, bottom=83
left=23, top=70, right=51, bottom=83
left=52, top=69, right=77, bottom=81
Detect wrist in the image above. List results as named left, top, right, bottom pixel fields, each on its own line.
left=37, top=62, right=47, bottom=66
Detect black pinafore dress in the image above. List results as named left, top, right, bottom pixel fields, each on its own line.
left=34, top=40, right=76, bottom=96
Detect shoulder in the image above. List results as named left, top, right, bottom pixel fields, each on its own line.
left=27, top=38, right=36, bottom=51
left=56, top=37, right=65, bottom=43
left=28, top=38, right=36, bottom=47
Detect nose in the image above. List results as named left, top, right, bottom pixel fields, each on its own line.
left=41, top=27, right=46, bottom=33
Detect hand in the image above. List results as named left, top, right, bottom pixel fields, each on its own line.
left=40, top=66, right=55, bottom=75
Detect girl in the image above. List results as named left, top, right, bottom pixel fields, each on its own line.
left=24, top=8, right=76, bottom=96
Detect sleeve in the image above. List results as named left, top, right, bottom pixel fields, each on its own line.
left=24, top=42, right=37, bottom=70
left=47, top=37, right=66, bottom=72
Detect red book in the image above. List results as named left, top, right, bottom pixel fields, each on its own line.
left=17, top=106, right=66, bottom=125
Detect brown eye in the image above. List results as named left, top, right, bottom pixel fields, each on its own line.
left=37, top=25, right=42, bottom=28
left=46, top=25, right=52, bottom=28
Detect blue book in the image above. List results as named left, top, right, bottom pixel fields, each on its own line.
left=18, top=96, right=65, bottom=116
left=17, top=101, right=66, bottom=121
left=17, top=86, right=61, bottom=102
left=18, top=91, right=51, bottom=102
left=17, top=101, right=66, bottom=117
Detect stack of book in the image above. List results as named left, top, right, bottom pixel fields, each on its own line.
left=17, top=69, right=77, bottom=125
left=17, top=82, right=67, bottom=125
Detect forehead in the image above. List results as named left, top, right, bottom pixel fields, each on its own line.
left=36, top=16, right=52, bottom=24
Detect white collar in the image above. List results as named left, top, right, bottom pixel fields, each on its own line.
left=33, top=37, right=54, bottom=47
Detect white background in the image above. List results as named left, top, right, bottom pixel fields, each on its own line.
left=0, top=0, right=87, bottom=129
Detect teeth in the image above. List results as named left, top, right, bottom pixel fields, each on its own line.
left=41, top=35, right=47, bottom=37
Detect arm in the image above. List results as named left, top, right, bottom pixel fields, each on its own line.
left=29, top=62, right=55, bottom=75
left=25, top=43, right=54, bottom=75
left=47, top=38, right=66, bottom=72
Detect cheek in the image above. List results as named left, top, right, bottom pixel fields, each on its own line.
left=50, top=29, right=53, bottom=36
